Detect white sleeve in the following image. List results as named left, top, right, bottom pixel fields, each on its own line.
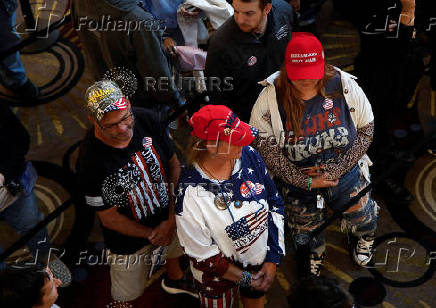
left=250, top=87, right=275, bottom=136
left=344, top=74, right=374, bottom=129
left=176, top=186, right=221, bottom=261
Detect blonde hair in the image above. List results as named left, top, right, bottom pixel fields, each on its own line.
left=186, top=136, right=209, bottom=166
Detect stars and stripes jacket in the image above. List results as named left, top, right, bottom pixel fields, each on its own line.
left=175, top=146, right=285, bottom=295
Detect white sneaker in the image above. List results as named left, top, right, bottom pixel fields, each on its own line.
left=353, top=234, right=375, bottom=266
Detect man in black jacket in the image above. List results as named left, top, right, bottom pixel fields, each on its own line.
left=205, top=0, right=293, bottom=121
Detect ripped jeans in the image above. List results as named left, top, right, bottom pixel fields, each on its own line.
left=278, top=164, right=379, bottom=256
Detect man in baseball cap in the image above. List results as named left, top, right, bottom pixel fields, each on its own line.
left=84, top=80, right=133, bottom=146
left=85, top=80, right=128, bottom=121
left=77, top=81, right=196, bottom=302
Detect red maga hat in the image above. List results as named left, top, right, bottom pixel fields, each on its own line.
left=285, top=32, right=325, bottom=81
left=188, top=105, right=258, bottom=147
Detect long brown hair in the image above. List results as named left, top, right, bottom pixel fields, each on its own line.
left=276, top=63, right=337, bottom=139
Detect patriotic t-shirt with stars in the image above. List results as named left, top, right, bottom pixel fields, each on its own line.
left=278, top=73, right=357, bottom=169
left=175, top=146, right=285, bottom=294
left=77, top=108, right=174, bottom=255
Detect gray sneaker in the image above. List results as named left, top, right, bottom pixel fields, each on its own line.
left=48, top=255, right=72, bottom=287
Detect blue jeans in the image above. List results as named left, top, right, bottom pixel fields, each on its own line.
left=0, top=0, right=28, bottom=87
left=279, top=164, right=379, bottom=255
left=0, top=190, right=51, bottom=265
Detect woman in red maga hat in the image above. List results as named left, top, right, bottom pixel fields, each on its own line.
left=175, top=105, right=285, bottom=307
left=250, top=32, right=379, bottom=278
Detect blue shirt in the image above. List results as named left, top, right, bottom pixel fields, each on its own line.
left=281, top=73, right=357, bottom=168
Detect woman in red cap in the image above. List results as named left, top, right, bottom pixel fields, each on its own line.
left=250, top=32, right=378, bottom=277
left=175, top=105, right=285, bottom=307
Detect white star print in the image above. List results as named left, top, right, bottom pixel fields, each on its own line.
left=247, top=168, right=254, bottom=175
left=237, top=169, right=243, bottom=179
left=249, top=146, right=255, bottom=152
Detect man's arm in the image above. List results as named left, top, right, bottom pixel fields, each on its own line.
left=97, top=206, right=152, bottom=239
left=132, top=22, right=182, bottom=107
left=148, top=153, right=181, bottom=246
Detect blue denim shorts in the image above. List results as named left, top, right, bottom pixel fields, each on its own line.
left=278, top=164, right=378, bottom=249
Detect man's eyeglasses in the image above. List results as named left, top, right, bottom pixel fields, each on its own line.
left=99, top=110, right=134, bottom=130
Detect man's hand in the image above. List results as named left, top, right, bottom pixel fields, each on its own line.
left=289, top=0, right=300, bottom=12
left=399, top=0, right=415, bottom=25
left=400, top=0, right=415, bottom=13
left=163, top=37, right=177, bottom=56
left=180, top=5, right=201, bottom=17
left=252, top=262, right=276, bottom=292
left=148, top=216, right=176, bottom=246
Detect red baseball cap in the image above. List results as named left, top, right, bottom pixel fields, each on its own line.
left=285, top=32, right=325, bottom=81
left=188, top=105, right=258, bottom=146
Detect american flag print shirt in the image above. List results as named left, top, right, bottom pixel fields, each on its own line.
left=176, top=146, right=285, bottom=270
left=101, top=141, right=170, bottom=222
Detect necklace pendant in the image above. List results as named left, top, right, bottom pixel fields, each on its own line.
left=234, top=200, right=242, bottom=208
left=214, top=194, right=228, bottom=210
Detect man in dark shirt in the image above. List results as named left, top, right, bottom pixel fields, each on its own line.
left=76, top=80, right=194, bottom=302
left=205, top=0, right=293, bottom=121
